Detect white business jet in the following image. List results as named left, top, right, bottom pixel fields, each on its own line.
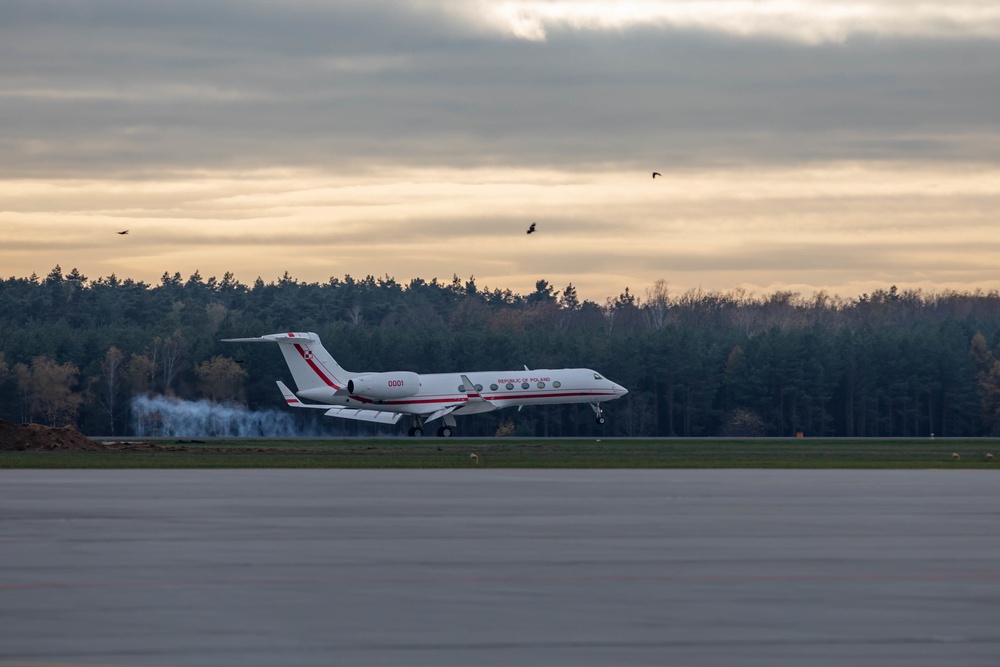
left=224, top=331, right=628, bottom=437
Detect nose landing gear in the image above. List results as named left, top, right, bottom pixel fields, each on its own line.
left=590, top=403, right=606, bottom=425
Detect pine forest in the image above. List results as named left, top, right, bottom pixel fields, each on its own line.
left=3, top=266, right=1000, bottom=438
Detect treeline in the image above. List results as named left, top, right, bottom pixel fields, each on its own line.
left=2, top=265, right=1000, bottom=438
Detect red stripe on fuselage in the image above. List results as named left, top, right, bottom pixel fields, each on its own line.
left=347, top=390, right=618, bottom=407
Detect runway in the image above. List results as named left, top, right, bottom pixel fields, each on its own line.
left=2, top=470, right=999, bottom=666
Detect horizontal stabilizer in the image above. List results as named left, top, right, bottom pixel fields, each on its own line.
left=223, top=332, right=318, bottom=344
left=323, top=407, right=403, bottom=425
left=276, top=381, right=329, bottom=409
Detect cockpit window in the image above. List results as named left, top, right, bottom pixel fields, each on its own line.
left=594, top=373, right=603, bottom=380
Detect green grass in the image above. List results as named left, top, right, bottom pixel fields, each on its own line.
left=2, top=438, right=1000, bottom=468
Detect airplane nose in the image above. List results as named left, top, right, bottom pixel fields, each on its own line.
left=614, top=382, right=628, bottom=396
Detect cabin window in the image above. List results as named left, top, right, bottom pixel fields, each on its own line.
left=537, top=382, right=545, bottom=388
left=490, top=383, right=498, bottom=391
left=475, top=384, right=483, bottom=391
left=553, top=381, right=561, bottom=388
left=505, top=383, right=514, bottom=390
left=520, top=382, right=529, bottom=390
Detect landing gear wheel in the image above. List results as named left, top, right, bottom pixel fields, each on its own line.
left=408, top=427, right=424, bottom=437
left=589, top=402, right=607, bottom=425
left=437, top=426, right=453, bottom=438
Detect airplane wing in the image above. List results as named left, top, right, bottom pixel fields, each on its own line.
left=420, top=375, right=499, bottom=424
left=423, top=405, right=462, bottom=424
left=278, top=381, right=402, bottom=424
left=323, top=407, right=403, bottom=424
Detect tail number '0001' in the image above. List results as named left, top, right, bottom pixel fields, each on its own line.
left=387, top=379, right=405, bottom=387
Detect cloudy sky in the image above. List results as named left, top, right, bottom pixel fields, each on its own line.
left=3, top=0, right=999, bottom=301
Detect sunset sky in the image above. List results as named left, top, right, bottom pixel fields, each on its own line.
left=3, top=1, right=999, bottom=302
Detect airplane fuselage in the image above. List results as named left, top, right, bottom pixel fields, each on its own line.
left=296, top=367, right=624, bottom=416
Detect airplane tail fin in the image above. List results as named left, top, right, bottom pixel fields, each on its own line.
left=222, top=332, right=351, bottom=392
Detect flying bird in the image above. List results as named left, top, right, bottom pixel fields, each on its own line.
left=116, top=230, right=129, bottom=235
left=652, top=172, right=661, bottom=179
left=526, top=222, right=536, bottom=234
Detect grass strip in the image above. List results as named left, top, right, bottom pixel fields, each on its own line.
left=2, top=438, right=1000, bottom=469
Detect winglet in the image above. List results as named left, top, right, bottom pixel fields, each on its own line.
left=460, top=374, right=483, bottom=403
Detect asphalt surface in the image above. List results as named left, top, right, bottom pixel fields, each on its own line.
left=2, top=469, right=999, bottom=666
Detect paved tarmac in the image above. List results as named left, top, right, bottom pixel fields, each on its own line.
left=1, top=469, right=999, bottom=666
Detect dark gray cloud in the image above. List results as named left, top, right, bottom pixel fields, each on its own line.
left=3, top=1, right=999, bottom=178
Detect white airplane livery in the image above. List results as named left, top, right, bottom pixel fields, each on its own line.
left=224, top=331, right=628, bottom=436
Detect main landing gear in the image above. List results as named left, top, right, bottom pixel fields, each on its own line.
left=436, top=415, right=457, bottom=438
left=408, top=415, right=457, bottom=437
left=590, top=403, right=607, bottom=425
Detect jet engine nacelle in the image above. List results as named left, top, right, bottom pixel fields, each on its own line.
left=347, top=372, right=421, bottom=399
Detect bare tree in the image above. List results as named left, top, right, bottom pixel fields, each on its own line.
left=602, top=297, right=617, bottom=337
left=347, top=304, right=364, bottom=327
left=158, top=332, right=187, bottom=395
left=100, top=346, right=124, bottom=435
left=642, top=279, right=670, bottom=331
left=620, top=394, right=655, bottom=437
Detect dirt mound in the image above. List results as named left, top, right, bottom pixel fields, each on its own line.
left=0, top=423, right=316, bottom=453
left=0, top=420, right=105, bottom=451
